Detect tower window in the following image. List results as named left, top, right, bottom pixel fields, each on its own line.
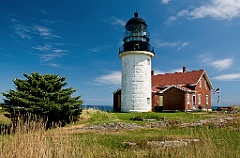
left=147, top=98, right=150, bottom=104
left=147, top=58, right=150, bottom=65
left=134, top=43, right=139, bottom=50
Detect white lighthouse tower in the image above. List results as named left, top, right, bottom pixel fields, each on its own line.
left=119, top=12, right=154, bottom=112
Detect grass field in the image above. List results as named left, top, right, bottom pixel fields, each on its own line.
left=0, top=109, right=239, bottom=158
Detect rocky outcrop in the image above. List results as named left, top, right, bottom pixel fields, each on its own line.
left=82, top=116, right=239, bottom=131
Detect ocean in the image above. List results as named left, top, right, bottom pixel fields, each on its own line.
left=81, top=105, right=222, bottom=112
left=81, top=105, right=113, bottom=112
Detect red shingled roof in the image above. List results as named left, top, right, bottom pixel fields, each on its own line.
left=152, top=69, right=205, bottom=87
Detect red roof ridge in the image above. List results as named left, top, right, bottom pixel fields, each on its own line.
left=152, top=69, right=206, bottom=87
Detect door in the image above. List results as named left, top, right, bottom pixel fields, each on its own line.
left=192, top=94, right=196, bottom=109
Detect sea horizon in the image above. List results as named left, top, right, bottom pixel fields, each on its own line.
left=81, top=105, right=113, bottom=112
left=80, top=105, right=227, bottom=112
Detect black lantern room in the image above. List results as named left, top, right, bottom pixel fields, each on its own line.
left=119, top=12, right=154, bottom=54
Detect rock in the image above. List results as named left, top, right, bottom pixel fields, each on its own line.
left=123, top=141, right=137, bottom=146
left=81, top=116, right=239, bottom=131
left=147, top=139, right=199, bottom=148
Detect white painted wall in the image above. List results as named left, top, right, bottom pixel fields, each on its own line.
left=120, top=51, right=154, bottom=112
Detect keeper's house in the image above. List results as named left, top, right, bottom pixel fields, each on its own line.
left=113, top=67, right=214, bottom=112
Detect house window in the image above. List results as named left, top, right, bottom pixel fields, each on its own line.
left=187, top=93, right=190, bottom=105
left=198, top=94, right=201, bottom=105
left=159, top=96, right=163, bottom=106
left=199, top=78, right=202, bottom=88
left=206, top=95, right=208, bottom=105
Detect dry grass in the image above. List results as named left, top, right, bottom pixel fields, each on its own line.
left=0, top=110, right=239, bottom=158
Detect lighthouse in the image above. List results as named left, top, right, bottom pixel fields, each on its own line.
left=119, top=12, right=154, bottom=112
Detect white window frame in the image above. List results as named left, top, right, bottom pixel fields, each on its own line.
left=187, top=93, right=190, bottom=105
left=198, top=94, right=201, bottom=105
left=206, top=95, right=208, bottom=105
left=199, top=78, right=202, bottom=88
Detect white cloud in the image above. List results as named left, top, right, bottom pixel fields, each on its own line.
left=14, top=24, right=60, bottom=39
left=33, top=44, right=67, bottom=62
left=111, top=17, right=125, bottom=27
left=32, top=44, right=52, bottom=52
left=48, top=63, right=60, bottom=67
left=178, top=42, right=189, bottom=50
left=201, top=55, right=233, bottom=71
left=52, top=49, right=68, bottom=53
left=104, top=17, right=125, bottom=29
left=34, top=25, right=60, bottom=39
left=94, top=71, right=121, bottom=85
left=39, top=52, right=65, bottom=62
left=169, top=0, right=240, bottom=21
left=170, top=68, right=183, bottom=73
left=211, top=58, right=233, bottom=71
left=12, top=20, right=65, bottom=65
left=161, top=0, right=170, bottom=4
left=152, top=69, right=165, bottom=75
left=200, top=54, right=212, bottom=63
left=157, top=41, right=178, bottom=47
left=89, top=45, right=109, bottom=52
left=156, top=41, right=189, bottom=50
left=15, top=24, right=32, bottom=39
left=212, top=73, right=240, bottom=81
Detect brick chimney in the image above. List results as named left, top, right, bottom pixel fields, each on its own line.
left=151, top=70, right=154, bottom=76
left=183, top=66, right=186, bottom=73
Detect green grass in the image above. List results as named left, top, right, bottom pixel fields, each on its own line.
left=114, top=111, right=214, bottom=123
left=0, top=108, right=239, bottom=157
left=64, top=124, right=240, bottom=157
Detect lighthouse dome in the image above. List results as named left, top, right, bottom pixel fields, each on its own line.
left=125, top=12, right=147, bottom=32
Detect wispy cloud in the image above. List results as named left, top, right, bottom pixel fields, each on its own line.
left=111, top=17, right=125, bottom=27
left=211, top=58, right=233, bottom=71
left=47, top=63, right=60, bottom=67
left=15, top=24, right=32, bottom=39
left=155, top=41, right=189, bottom=50
left=34, top=25, right=60, bottom=39
left=177, top=42, right=189, bottom=50
left=52, top=49, right=68, bottom=53
left=212, top=73, right=240, bottom=81
left=32, top=44, right=52, bottom=52
left=10, top=17, right=65, bottom=67
left=168, top=0, right=240, bottom=22
left=89, top=45, right=109, bottom=53
left=161, top=0, right=170, bottom=4
left=94, top=71, right=121, bottom=85
left=201, top=55, right=233, bottom=71
left=152, top=68, right=184, bottom=75
left=33, top=44, right=67, bottom=62
left=104, top=16, right=125, bottom=30
left=152, top=69, right=165, bottom=75
left=14, top=23, right=60, bottom=39
left=39, top=52, right=65, bottom=62
left=170, top=68, right=183, bottom=73
left=156, top=41, right=178, bottom=47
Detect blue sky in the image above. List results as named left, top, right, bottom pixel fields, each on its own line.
left=1, top=0, right=240, bottom=106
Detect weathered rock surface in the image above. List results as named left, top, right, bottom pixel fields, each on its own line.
left=82, top=115, right=239, bottom=131
left=147, top=139, right=199, bottom=148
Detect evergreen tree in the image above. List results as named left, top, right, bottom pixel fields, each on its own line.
left=1, top=72, right=83, bottom=126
